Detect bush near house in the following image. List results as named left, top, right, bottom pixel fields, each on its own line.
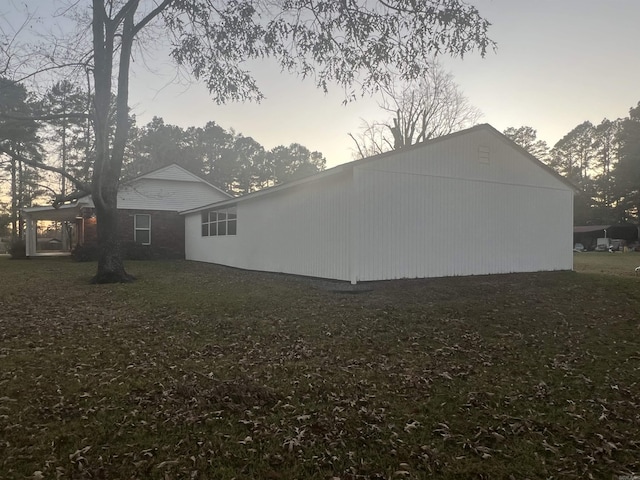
left=71, top=243, right=100, bottom=262
left=0, top=255, right=639, bottom=479
left=8, top=238, right=27, bottom=259
left=72, top=242, right=183, bottom=262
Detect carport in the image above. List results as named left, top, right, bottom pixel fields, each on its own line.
left=22, top=198, right=94, bottom=256
left=573, top=224, right=639, bottom=250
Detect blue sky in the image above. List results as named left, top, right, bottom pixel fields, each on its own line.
left=5, top=0, right=640, bottom=168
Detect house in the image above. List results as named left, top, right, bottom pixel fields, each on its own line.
left=23, top=164, right=230, bottom=257
left=181, top=124, right=575, bottom=283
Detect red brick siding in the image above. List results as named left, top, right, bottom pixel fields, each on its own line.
left=82, top=216, right=98, bottom=247
left=118, top=209, right=185, bottom=258
left=81, top=209, right=185, bottom=259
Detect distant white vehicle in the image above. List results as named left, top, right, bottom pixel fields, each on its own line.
left=595, top=238, right=611, bottom=251
left=573, top=243, right=586, bottom=252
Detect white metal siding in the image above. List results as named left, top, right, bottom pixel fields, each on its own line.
left=185, top=172, right=353, bottom=281
left=118, top=179, right=229, bottom=211
left=352, top=129, right=573, bottom=281
left=353, top=168, right=573, bottom=281
left=362, top=128, right=569, bottom=191
left=184, top=126, right=574, bottom=282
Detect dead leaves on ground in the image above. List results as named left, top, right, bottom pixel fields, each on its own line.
left=1, top=260, right=640, bottom=478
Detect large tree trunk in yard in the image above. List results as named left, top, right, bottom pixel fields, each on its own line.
left=91, top=199, right=135, bottom=284
left=89, top=1, right=138, bottom=284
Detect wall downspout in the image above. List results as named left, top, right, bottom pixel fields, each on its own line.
left=349, top=166, right=358, bottom=285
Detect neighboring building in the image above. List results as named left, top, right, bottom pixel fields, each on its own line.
left=182, top=124, right=575, bottom=283
left=573, top=224, right=640, bottom=251
left=23, top=164, right=230, bottom=257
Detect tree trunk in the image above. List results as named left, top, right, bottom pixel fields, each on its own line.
left=89, top=0, right=136, bottom=284
left=91, top=196, right=135, bottom=284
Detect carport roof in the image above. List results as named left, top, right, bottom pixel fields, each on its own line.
left=573, top=225, right=612, bottom=234
left=22, top=198, right=93, bottom=222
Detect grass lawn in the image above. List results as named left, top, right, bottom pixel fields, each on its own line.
left=1, top=255, right=639, bottom=479
left=573, top=250, right=640, bottom=276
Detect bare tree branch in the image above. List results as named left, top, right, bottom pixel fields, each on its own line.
left=12, top=59, right=93, bottom=84
left=0, top=112, right=89, bottom=122
left=52, top=189, right=90, bottom=205
left=0, top=143, right=90, bottom=195
left=351, top=62, right=482, bottom=156
left=348, top=132, right=366, bottom=160
left=132, top=0, right=175, bottom=36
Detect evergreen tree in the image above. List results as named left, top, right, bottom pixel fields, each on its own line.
left=0, top=77, right=43, bottom=239
left=612, top=103, right=640, bottom=221
left=503, top=126, right=550, bottom=163
left=42, top=80, right=91, bottom=195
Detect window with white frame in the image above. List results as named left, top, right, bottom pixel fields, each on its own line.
left=134, top=214, right=151, bottom=245
left=201, top=206, right=237, bottom=236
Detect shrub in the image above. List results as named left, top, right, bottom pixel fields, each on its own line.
left=72, top=242, right=183, bottom=262
left=122, top=242, right=158, bottom=260
left=72, top=244, right=99, bottom=262
left=123, top=242, right=183, bottom=260
left=8, top=238, right=27, bottom=259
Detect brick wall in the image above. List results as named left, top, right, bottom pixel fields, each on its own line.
left=80, top=209, right=185, bottom=259
left=118, top=209, right=185, bottom=258
left=82, top=215, right=98, bottom=247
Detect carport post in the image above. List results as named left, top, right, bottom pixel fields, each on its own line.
left=24, top=215, right=37, bottom=256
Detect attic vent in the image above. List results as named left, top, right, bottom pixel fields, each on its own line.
left=478, top=146, right=490, bottom=164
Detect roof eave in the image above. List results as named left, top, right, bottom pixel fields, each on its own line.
left=125, top=164, right=232, bottom=198
left=180, top=163, right=353, bottom=215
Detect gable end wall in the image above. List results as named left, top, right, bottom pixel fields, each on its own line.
left=351, top=129, right=574, bottom=280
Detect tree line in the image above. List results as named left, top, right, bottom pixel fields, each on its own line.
left=124, top=116, right=326, bottom=192
left=503, top=102, right=640, bottom=225
left=4, top=75, right=640, bottom=239
left=346, top=62, right=640, bottom=227
left=0, top=78, right=326, bottom=238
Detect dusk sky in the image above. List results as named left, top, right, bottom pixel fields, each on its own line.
left=125, top=0, right=640, bottom=167
left=6, top=1, right=640, bottom=168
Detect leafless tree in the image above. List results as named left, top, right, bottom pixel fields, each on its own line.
left=350, top=63, right=482, bottom=158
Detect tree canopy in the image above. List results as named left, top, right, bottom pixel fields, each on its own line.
left=124, top=116, right=327, bottom=193
left=505, top=101, right=640, bottom=225
left=0, top=77, right=42, bottom=239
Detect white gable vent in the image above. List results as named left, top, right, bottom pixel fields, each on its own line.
left=478, top=146, right=490, bottom=164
